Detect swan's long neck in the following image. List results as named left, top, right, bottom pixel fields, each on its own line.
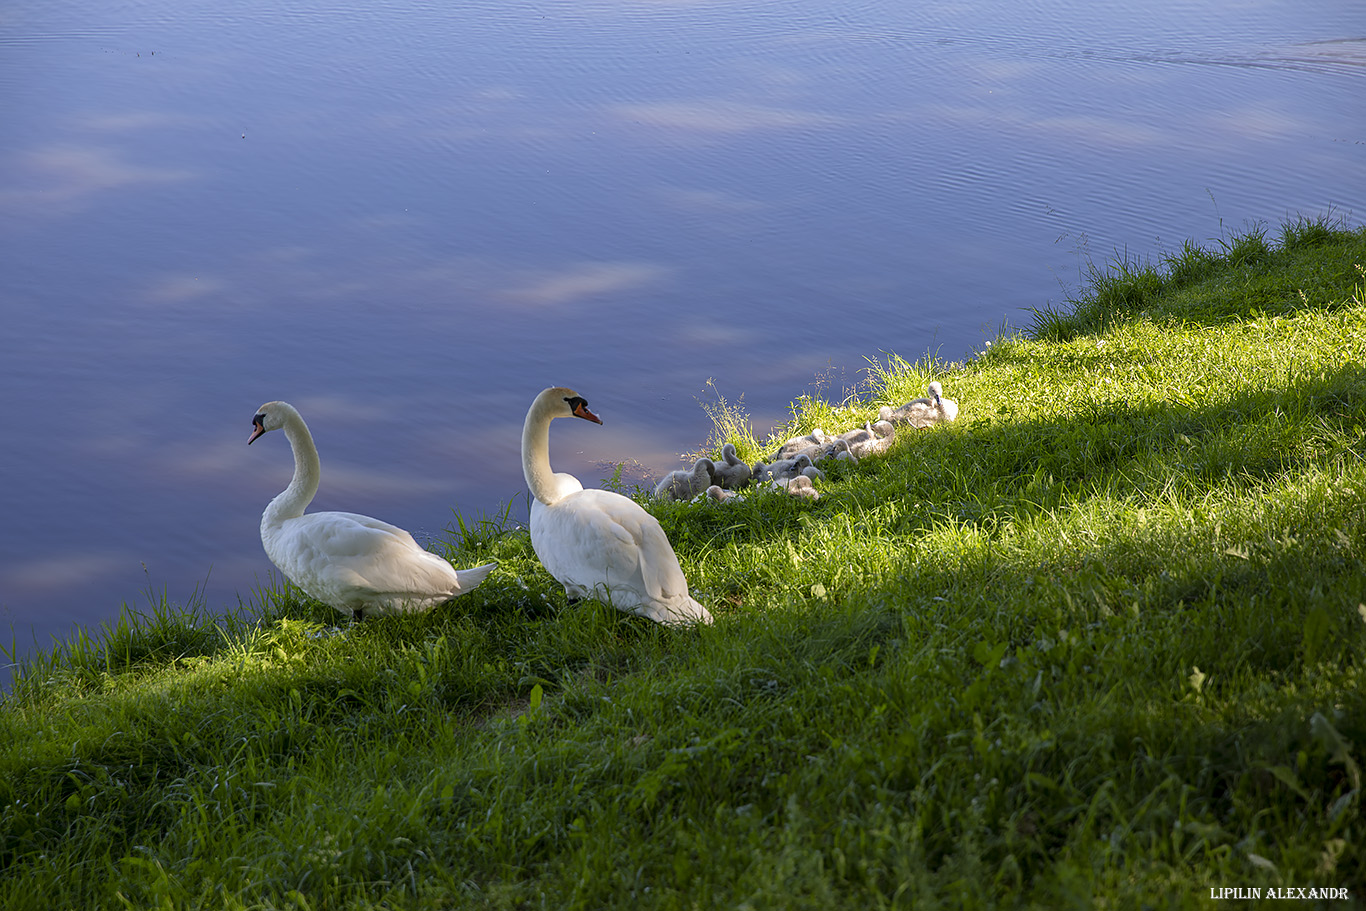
left=522, top=397, right=562, bottom=506
left=265, top=413, right=321, bottom=525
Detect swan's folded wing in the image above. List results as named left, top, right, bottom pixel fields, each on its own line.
left=282, top=512, right=458, bottom=598
left=534, top=495, right=632, bottom=590
left=601, top=503, right=713, bottom=625
left=574, top=490, right=692, bottom=602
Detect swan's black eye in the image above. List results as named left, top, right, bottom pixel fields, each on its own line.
left=253, top=414, right=266, bottom=428
left=564, top=396, right=587, bottom=410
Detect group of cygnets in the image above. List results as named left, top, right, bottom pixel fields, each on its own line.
left=247, top=383, right=956, bottom=630
left=652, top=381, right=959, bottom=504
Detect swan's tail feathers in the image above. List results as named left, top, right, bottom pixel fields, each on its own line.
left=647, top=595, right=714, bottom=627
left=454, top=562, right=498, bottom=595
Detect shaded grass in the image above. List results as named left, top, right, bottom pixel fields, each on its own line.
left=3, top=216, right=1366, bottom=909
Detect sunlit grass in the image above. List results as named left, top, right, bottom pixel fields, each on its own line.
left=3, top=215, right=1365, bottom=909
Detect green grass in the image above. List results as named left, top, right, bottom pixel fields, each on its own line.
left=4, top=216, right=1366, bottom=909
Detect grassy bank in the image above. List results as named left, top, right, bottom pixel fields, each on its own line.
left=3, top=217, right=1365, bottom=909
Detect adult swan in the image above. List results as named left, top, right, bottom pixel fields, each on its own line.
left=521, top=387, right=713, bottom=627
left=249, top=400, right=496, bottom=619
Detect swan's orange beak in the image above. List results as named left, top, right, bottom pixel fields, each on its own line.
left=248, top=415, right=266, bottom=444
left=572, top=401, right=603, bottom=424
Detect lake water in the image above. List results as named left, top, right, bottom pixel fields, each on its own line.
left=2, top=0, right=1363, bottom=669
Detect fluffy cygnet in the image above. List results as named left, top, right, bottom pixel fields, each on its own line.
left=705, top=484, right=744, bottom=504
left=773, top=475, right=821, bottom=500
left=653, top=457, right=716, bottom=501
left=879, top=381, right=959, bottom=428
left=770, top=428, right=830, bottom=462
left=711, top=442, right=753, bottom=490
left=847, top=420, right=896, bottom=459
left=836, top=423, right=877, bottom=448
left=755, top=452, right=815, bottom=483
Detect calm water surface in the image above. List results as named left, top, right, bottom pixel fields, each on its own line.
left=2, top=0, right=1363, bottom=667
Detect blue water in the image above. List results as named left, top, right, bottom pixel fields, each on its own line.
left=2, top=0, right=1363, bottom=668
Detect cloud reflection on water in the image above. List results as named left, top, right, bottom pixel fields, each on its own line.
left=500, top=261, right=673, bottom=307
left=0, top=145, right=198, bottom=215
left=611, top=99, right=845, bottom=134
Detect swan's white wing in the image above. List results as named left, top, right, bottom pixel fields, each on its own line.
left=586, top=491, right=691, bottom=605
left=532, top=492, right=647, bottom=596
left=267, top=511, right=481, bottom=612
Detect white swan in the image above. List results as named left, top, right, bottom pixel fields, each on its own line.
left=879, top=381, right=959, bottom=427
left=522, top=387, right=713, bottom=627
left=248, top=401, right=496, bottom=619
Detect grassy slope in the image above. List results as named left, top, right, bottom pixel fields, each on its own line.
left=3, top=218, right=1365, bottom=909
